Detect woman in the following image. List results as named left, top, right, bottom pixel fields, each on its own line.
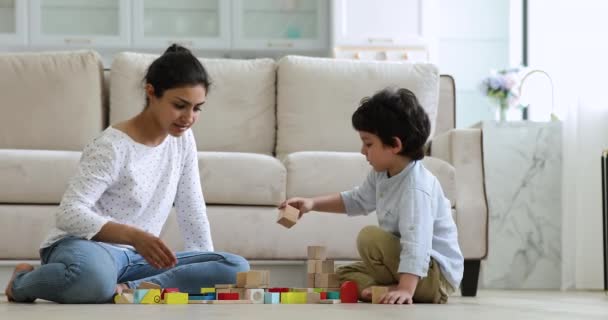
left=5, top=44, right=249, bottom=303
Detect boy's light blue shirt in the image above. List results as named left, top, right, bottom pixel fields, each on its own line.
left=340, top=160, right=464, bottom=289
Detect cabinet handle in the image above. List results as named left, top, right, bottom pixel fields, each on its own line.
left=267, top=41, right=294, bottom=48
left=167, top=40, right=193, bottom=47
left=64, top=38, right=92, bottom=45
left=368, top=37, right=394, bottom=44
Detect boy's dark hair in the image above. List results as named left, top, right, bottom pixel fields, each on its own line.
left=352, top=88, right=430, bottom=160
left=143, top=44, right=211, bottom=106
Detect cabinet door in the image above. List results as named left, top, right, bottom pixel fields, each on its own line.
left=232, top=0, right=328, bottom=50
left=132, top=0, right=230, bottom=49
left=332, top=0, right=435, bottom=47
left=30, top=0, right=130, bottom=47
left=0, top=0, right=27, bottom=45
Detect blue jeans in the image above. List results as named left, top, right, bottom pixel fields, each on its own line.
left=10, top=237, right=249, bottom=303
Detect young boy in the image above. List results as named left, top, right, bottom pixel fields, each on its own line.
left=280, top=88, right=463, bottom=304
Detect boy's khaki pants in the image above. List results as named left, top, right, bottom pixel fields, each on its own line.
left=336, top=225, right=454, bottom=304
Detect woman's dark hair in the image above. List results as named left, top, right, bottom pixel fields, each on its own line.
left=143, top=44, right=211, bottom=106
left=352, top=87, right=430, bottom=160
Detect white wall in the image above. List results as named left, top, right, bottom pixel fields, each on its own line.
left=529, top=0, right=608, bottom=289
left=438, top=0, right=521, bottom=128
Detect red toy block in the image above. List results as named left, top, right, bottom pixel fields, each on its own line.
left=340, top=281, right=358, bottom=303
left=320, top=292, right=327, bottom=300
left=268, top=288, right=290, bottom=293
left=218, top=293, right=239, bottom=300
left=161, top=288, right=179, bottom=300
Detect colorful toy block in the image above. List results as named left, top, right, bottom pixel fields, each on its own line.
left=340, top=281, right=358, bottom=303
left=245, top=289, right=265, bottom=304
left=140, top=289, right=162, bottom=304
left=264, top=292, right=280, bottom=304
left=200, top=288, right=216, bottom=294
left=161, top=288, right=179, bottom=300
left=189, top=300, right=253, bottom=304
left=134, top=289, right=149, bottom=304
left=277, top=204, right=299, bottom=228
left=164, top=292, right=188, bottom=304
left=217, top=292, right=239, bottom=300
left=114, top=293, right=134, bottom=304
left=327, top=291, right=340, bottom=300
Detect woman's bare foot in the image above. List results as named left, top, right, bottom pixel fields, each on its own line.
left=4, top=263, right=34, bottom=302
left=115, top=283, right=129, bottom=295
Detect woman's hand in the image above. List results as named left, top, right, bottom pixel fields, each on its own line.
left=129, top=229, right=177, bottom=269
left=279, top=197, right=315, bottom=218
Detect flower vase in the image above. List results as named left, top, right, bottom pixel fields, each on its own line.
left=497, top=99, right=508, bottom=122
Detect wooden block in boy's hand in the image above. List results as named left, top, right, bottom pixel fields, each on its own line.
left=277, top=204, right=300, bottom=228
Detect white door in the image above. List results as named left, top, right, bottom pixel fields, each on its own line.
left=332, top=0, right=436, bottom=47
left=29, top=0, right=130, bottom=47
left=232, top=0, right=328, bottom=51
left=132, top=0, right=230, bottom=49
left=0, top=0, right=27, bottom=45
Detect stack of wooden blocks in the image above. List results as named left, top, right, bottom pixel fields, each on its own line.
left=306, top=246, right=339, bottom=290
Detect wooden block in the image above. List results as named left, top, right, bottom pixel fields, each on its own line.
left=140, top=289, right=162, bottom=304
left=233, top=288, right=246, bottom=299
left=315, top=273, right=338, bottom=288
left=137, top=281, right=161, bottom=290
left=307, top=260, right=321, bottom=273
left=264, top=292, right=280, bottom=304
left=215, top=284, right=236, bottom=289
left=216, top=288, right=232, bottom=295
left=307, top=246, right=327, bottom=260
left=165, top=292, right=188, bottom=304
left=320, top=260, right=335, bottom=273
left=371, top=286, right=389, bottom=304
left=200, top=288, right=216, bottom=294
left=307, top=273, right=316, bottom=287
left=340, top=281, right=358, bottom=303
left=236, top=272, right=247, bottom=287
left=306, top=292, right=321, bottom=304
left=277, top=204, right=299, bottom=228
left=245, top=270, right=270, bottom=287
left=319, top=299, right=341, bottom=304
left=245, top=289, right=265, bottom=304
left=114, top=293, right=134, bottom=304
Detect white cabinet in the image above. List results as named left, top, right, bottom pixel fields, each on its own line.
left=29, top=0, right=130, bottom=47
left=232, top=0, right=328, bottom=50
left=332, top=0, right=438, bottom=61
left=0, top=0, right=27, bottom=45
left=132, top=0, right=230, bottom=49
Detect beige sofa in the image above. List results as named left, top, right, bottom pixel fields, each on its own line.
left=0, top=51, right=487, bottom=296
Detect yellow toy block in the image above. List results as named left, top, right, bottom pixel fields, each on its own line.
left=114, top=293, right=134, bottom=304
left=200, top=288, right=216, bottom=294
left=140, top=289, right=162, bottom=304
left=165, top=292, right=188, bottom=304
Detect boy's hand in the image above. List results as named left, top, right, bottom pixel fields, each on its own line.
left=279, top=197, right=314, bottom=217
left=380, top=288, right=414, bottom=304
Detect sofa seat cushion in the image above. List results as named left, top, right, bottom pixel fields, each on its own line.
left=110, top=53, right=277, bottom=155
left=0, top=150, right=81, bottom=204
left=276, top=56, right=440, bottom=158
left=284, top=152, right=456, bottom=208
left=199, top=152, right=285, bottom=206
left=0, top=51, right=104, bottom=151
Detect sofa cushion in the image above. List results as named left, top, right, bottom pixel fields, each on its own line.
left=199, top=152, right=286, bottom=206
left=284, top=152, right=455, bottom=208
left=110, top=53, right=277, bottom=155
left=276, top=56, right=440, bottom=158
left=0, top=150, right=81, bottom=204
left=0, top=51, right=104, bottom=151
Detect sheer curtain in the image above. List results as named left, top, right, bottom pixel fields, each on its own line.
left=529, top=0, right=608, bottom=289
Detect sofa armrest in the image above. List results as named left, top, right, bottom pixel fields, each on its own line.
left=430, top=128, right=488, bottom=260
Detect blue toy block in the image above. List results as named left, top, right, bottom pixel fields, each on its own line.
left=264, top=292, right=280, bottom=304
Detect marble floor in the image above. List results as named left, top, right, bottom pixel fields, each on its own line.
left=1, top=290, right=607, bottom=320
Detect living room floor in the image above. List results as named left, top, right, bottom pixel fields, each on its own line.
left=1, top=290, right=607, bottom=320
